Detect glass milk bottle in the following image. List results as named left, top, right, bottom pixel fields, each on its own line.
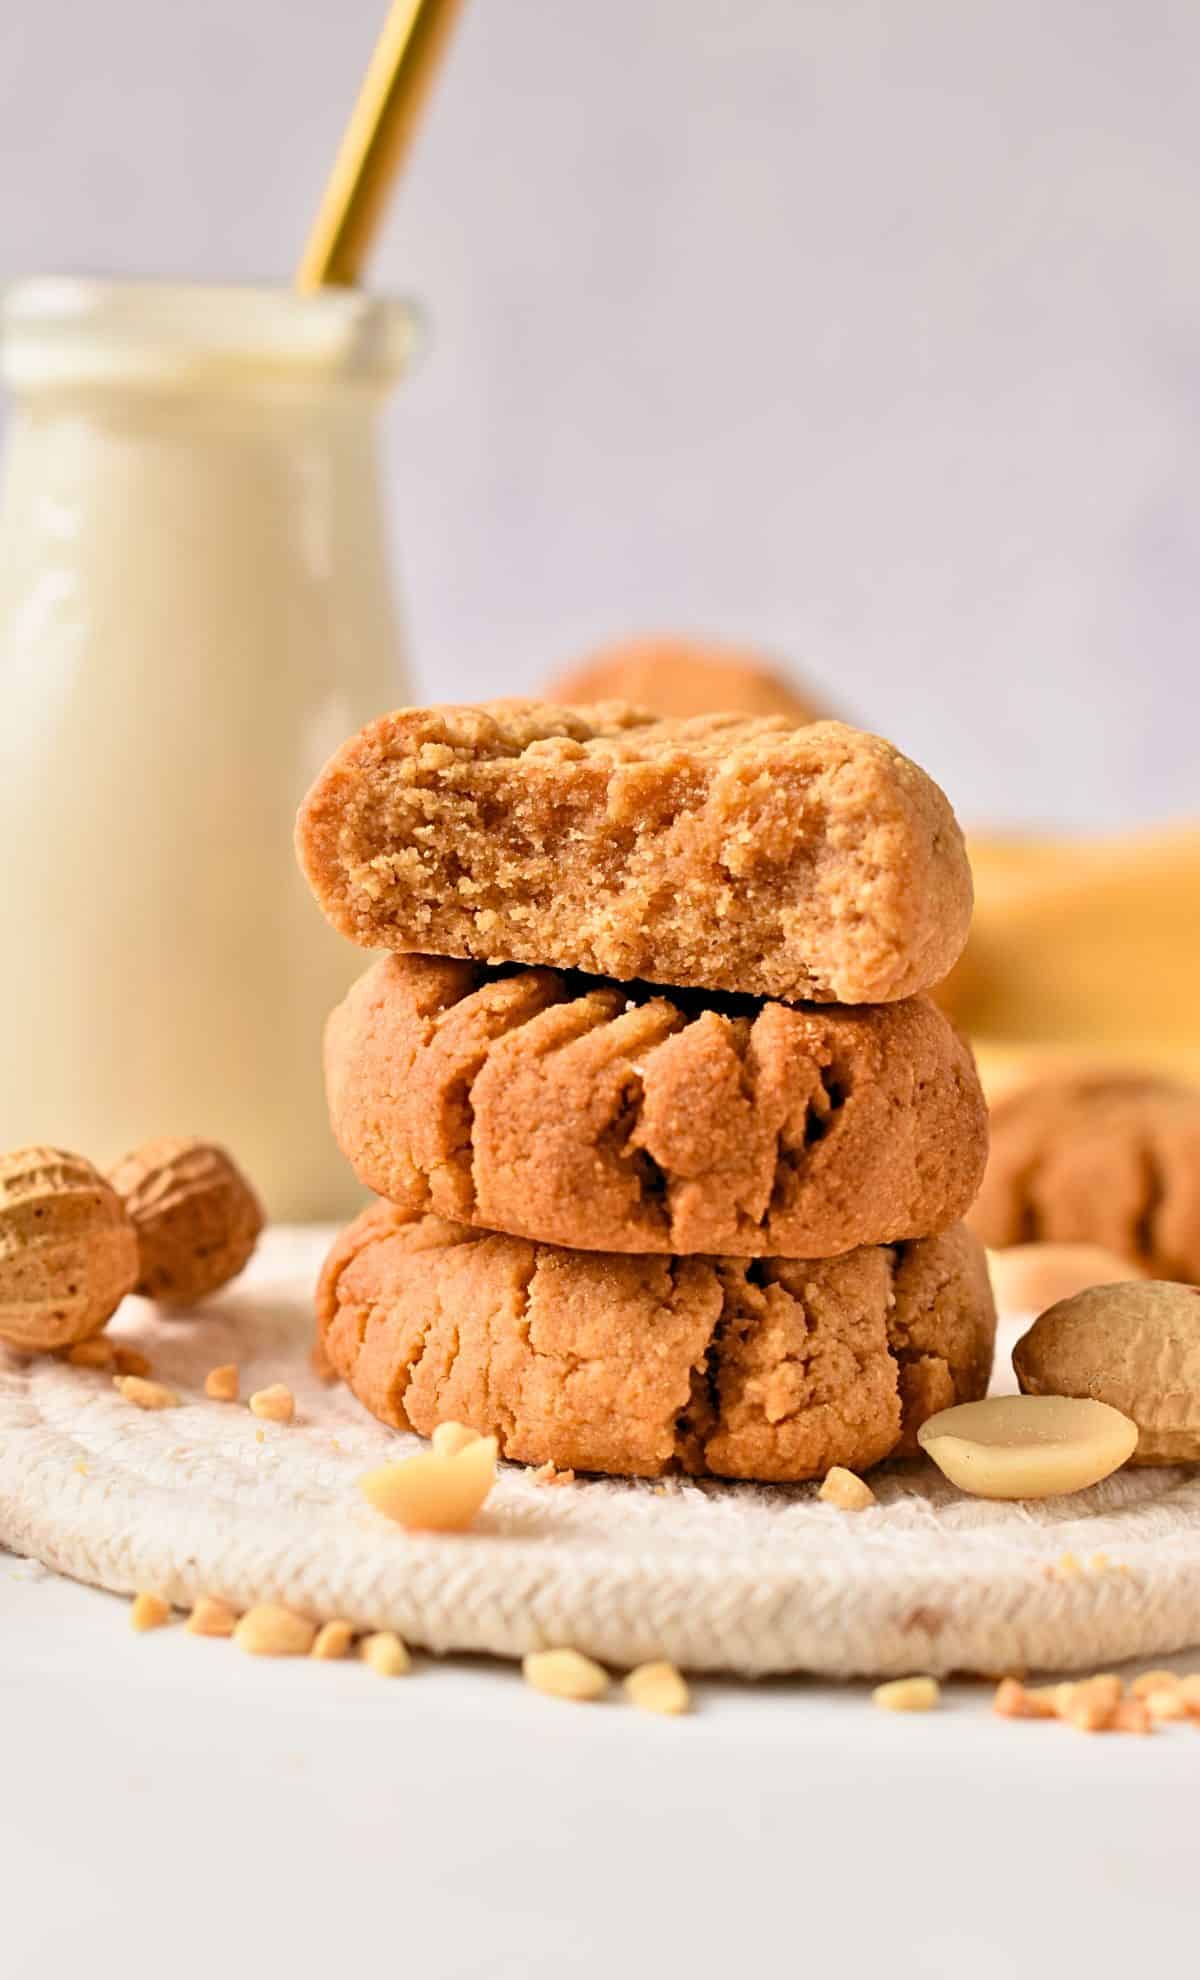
left=0, top=279, right=417, bottom=1219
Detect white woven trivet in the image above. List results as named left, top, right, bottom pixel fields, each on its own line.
left=1, top=1225, right=1198, bottom=1678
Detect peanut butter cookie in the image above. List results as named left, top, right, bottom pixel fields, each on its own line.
left=296, top=702, right=971, bottom=1005
left=542, top=637, right=824, bottom=725
left=971, top=1069, right=1200, bottom=1280
left=316, top=1206, right=995, bottom=1482
left=325, top=955, right=988, bottom=1257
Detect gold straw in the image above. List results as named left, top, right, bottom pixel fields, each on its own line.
left=296, top=0, right=465, bottom=292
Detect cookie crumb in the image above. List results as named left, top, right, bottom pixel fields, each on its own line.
left=130, top=1591, right=170, bottom=1632
left=361, top=1630, right=410, bottom=1677
left=523, top=1648, right=610, bottom=1702
left=818, top=1466, right=875, bottom=1510
left=625, top=1661, right=690, bottom=1716
left=114, top=1374, right=179, bottom=1411
left=204, top=1363, right=239, bottom=1402
left=65, top=1337, right=117, bottom=1369
left=113, top=1346, right=152, bottom=1379
left=186, top=1595, right=238, bottom=1638
left=431, top=1420, right=480, bottom=1457
left=872, top=1676, right=940, bottom=1713
left=249, top=1384, right=294, bottom=1424
left=233, top=1604, right=315, bottom=1657
left=312, top=1619, right=356, bottom=1661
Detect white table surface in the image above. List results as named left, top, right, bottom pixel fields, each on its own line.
left=2, top=1543, right=1196, bottom=1980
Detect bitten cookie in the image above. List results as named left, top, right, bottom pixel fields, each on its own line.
left=296, top=702, right=972, bottom=1005
left=542, top=637, right=824, bottom=725
left=325, top=955, right=988, bottom=1257
left=316, top=1205, right=995, bottom=1482
left=971, top=1069, right=1200, bottom=1281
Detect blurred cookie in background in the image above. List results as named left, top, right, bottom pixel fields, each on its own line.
left=970, top=1065, right=1200, bottom=1282
left=542, top=634, right=825, bottom=725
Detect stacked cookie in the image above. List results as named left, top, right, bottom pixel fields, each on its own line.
left=297, top=701, right=996, bottom=1482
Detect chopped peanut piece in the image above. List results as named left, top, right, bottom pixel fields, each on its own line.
left=1056, top=1553, right=1083, bottom=1579
left=1146, top=1688, right=1186, bottom=1722
left=359, top=1435, right=498, bottom=1533
left=1178, top=1675, right=1200, bottom=1716
left=249, top=1384, right=294, bottom=1423
left=1061, top=1674, right=1122, bottom=1732
left=1113, top=1699, right=1153, bottom=1735
left=531, top=1462, right=575, bottom=1486
left=186, top=1595, right=238, bottom=1638
left=130, top=1591, right=170, bottom=1632
left=66, top=1338, right=117, bottom=1369
left=232, top=1604, right=316, bottom=1657
left=625, top=1661, right=690, bottom=1716
left=361, top=1631, right=411, bottom=1677
left=523, top=1648, right=610, bottom=1702
left=312, top=1619, right=356, bottom=1661
left=431, top=1421, right=480, bottom=1458
left=1131, top=1669, right=1181, bottom=1698
left=818, top=1466, right=875, bottom=1511
left=114, top=1374, right=179, bottom=1411
left=995, top=1671, right=1166, bottom=1735
left=1029, top=1686, right=1069, bottom=1718
left=204, top=1363, right=239, bottom=1402
left=872, top=1676, right=940, bottom=1713
left=992, top=1678, right=1052, bottom=1720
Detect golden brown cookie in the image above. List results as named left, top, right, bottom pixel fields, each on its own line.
left=296, top=702, right=971, bottom=1006
left=970, top=1069, right=1200, bottom=1281
left=325, top=954, right=988, bottom=1257
left=542, top=636, right=824, bottom=725
left=316, top=1204, right=995, bottom=1482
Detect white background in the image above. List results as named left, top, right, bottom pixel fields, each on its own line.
left=3, top=0, right=1199, bottom=828
left=4, top=1555, right=1199, bottom=1980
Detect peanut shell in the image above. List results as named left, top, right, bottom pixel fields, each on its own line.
left=108, top=1137, right=263, bottom=1306
left=0, top=1147, right=138, bottom=1350
left=1013, top=1281, right=1200, bottom=1464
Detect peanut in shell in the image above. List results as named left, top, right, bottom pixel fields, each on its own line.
left=1014, top=1281, right=1200, bottom=1465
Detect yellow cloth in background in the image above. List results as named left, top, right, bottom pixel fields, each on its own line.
left=937, top=824, right=1200, bottom=1093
